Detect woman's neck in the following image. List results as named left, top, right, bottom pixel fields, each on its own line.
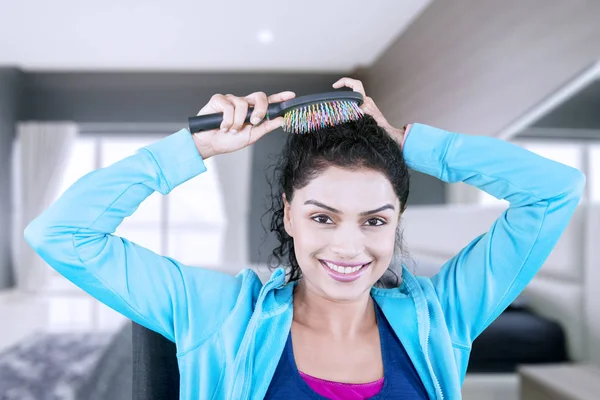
left=292, top=280, right=377, bottom=339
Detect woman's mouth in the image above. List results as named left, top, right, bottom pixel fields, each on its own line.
left=319, top=260, right=372, bottom=283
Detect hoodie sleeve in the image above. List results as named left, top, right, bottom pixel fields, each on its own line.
left=402, top=123, right=585, bottom=345
left=24, top=129, right=244, bottom=346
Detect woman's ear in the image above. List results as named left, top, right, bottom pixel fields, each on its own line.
left=282, top=193, right=294, bottom=237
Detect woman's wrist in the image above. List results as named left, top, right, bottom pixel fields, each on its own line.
left=385, top=124, right=411, bottom=150
left=401, top=124, right=412, bottom=149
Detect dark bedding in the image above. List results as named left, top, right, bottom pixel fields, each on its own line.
left=468, top=307, right=568, bottom=373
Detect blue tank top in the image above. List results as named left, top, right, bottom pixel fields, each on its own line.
left=264, top=301, right=429, bottom=399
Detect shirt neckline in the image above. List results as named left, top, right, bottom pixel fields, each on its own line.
left=286, top=300, right=391, bottom=399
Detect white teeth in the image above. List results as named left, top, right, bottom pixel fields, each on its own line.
left=323, top=261, right=367, bottom=274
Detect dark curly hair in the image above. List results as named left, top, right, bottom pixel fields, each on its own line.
left=261, top=114, right=410, bottom=287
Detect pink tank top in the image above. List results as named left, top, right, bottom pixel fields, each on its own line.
left=299, top=371, right=384, bottom=400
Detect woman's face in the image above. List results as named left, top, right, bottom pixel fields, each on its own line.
left=283, top=166, right=401, bottom=302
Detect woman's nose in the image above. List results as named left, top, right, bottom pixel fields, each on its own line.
left=329, top=226, right=364, bottom=258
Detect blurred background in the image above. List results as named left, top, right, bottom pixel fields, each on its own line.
left=1, top=0, right=600, bottom=399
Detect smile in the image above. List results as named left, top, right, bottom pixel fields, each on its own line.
left=319, top=260, right=372, bottom=282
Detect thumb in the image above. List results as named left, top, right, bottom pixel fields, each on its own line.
left=248, top=116, right=284, bottom=143
left=264, top=116, right=284, bottom=131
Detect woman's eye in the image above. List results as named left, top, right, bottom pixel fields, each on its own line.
left=312, top=215, right=332, bottom=224
left=365, top=218, right=385, bottom=227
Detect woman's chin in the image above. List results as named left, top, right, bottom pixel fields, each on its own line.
left=298, top=260, right=385, bottom=300
left=317, top=270, right=377, bottom=301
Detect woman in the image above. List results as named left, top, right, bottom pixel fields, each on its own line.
left=25, top=77, right=585, bottom=399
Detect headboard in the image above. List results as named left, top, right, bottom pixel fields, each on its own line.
left=401, top=203, right=590, bottom=363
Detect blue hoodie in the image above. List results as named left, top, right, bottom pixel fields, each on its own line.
left=24, top=123, right=585, bottom=399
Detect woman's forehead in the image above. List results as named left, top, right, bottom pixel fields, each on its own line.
left=294, top=166, right=398, bottom=208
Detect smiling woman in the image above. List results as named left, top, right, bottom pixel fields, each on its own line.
left=24, top=78, right=584, bottom=400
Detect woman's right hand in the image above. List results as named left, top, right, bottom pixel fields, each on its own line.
left=191, top=90, right=296, bottom=159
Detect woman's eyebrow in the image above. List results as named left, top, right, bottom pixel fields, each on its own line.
left=304, top=200, right=395, bottom=216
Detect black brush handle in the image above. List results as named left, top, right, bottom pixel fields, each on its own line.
left=188, top=109, right=251, bottom=133
left=188, top=103, right=283, bottom=133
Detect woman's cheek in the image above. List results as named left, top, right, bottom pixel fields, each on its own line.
left=295, top=219, right=326, bottom=249
left=367, top=226, right=397, bottom=255
left=304, top=225, right=330, bottom=249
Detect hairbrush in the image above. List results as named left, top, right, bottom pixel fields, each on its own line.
left=188, top=91, right=364, bottom=135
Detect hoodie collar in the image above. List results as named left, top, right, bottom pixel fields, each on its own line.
left=259, top=265, right=416, bottom=314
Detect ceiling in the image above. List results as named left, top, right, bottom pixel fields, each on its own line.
left=0, top=0, right=431, bottom=72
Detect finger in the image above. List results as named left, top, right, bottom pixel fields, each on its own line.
left=248, top=116, right=283, bottom=144
left=332, top=77, right=366, bottom=97
left=360, top=96, right=376, bottom=111
left=225, top=95, right=249, bottom=132
left=267, top=91, right=296, bottom=103
left=208, top=94, right=234, bottom=131
left=245, top=92, right=269, bottom=125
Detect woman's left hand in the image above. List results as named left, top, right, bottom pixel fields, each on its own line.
left=332, top=77, right=406, bottom=148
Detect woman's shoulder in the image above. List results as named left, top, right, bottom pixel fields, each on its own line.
left=174, top=266, right=267, bottom=353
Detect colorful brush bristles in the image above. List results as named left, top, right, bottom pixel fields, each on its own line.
left=282, top=100, right=364, bottom=134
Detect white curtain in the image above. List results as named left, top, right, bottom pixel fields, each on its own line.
left=213, top=145, right=252, bottom=266
left=12, top=122, right=77, bottom=292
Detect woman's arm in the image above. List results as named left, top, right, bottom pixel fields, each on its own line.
left=24, top=129, right=244, bottom=345
left=402, top=123, right=585, bottom=345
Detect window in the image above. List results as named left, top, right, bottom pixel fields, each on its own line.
left=55, top=134, right=227, bottom=268
left=479, top=141, right=585, bottom=205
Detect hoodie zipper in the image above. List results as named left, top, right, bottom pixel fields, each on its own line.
left=236, top=275, right=283, bottom=399
left=421, top=292, right=444, bottom=400
left=411, top=278, right=444, bottom=400
left=229, top=297, right=261, bottom=399
left=240, top=319, right=259, bottom=397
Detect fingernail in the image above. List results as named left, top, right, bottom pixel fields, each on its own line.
left=251, top=117, right=261, bottom=125
left=230, top=129, right=238, bottom=133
